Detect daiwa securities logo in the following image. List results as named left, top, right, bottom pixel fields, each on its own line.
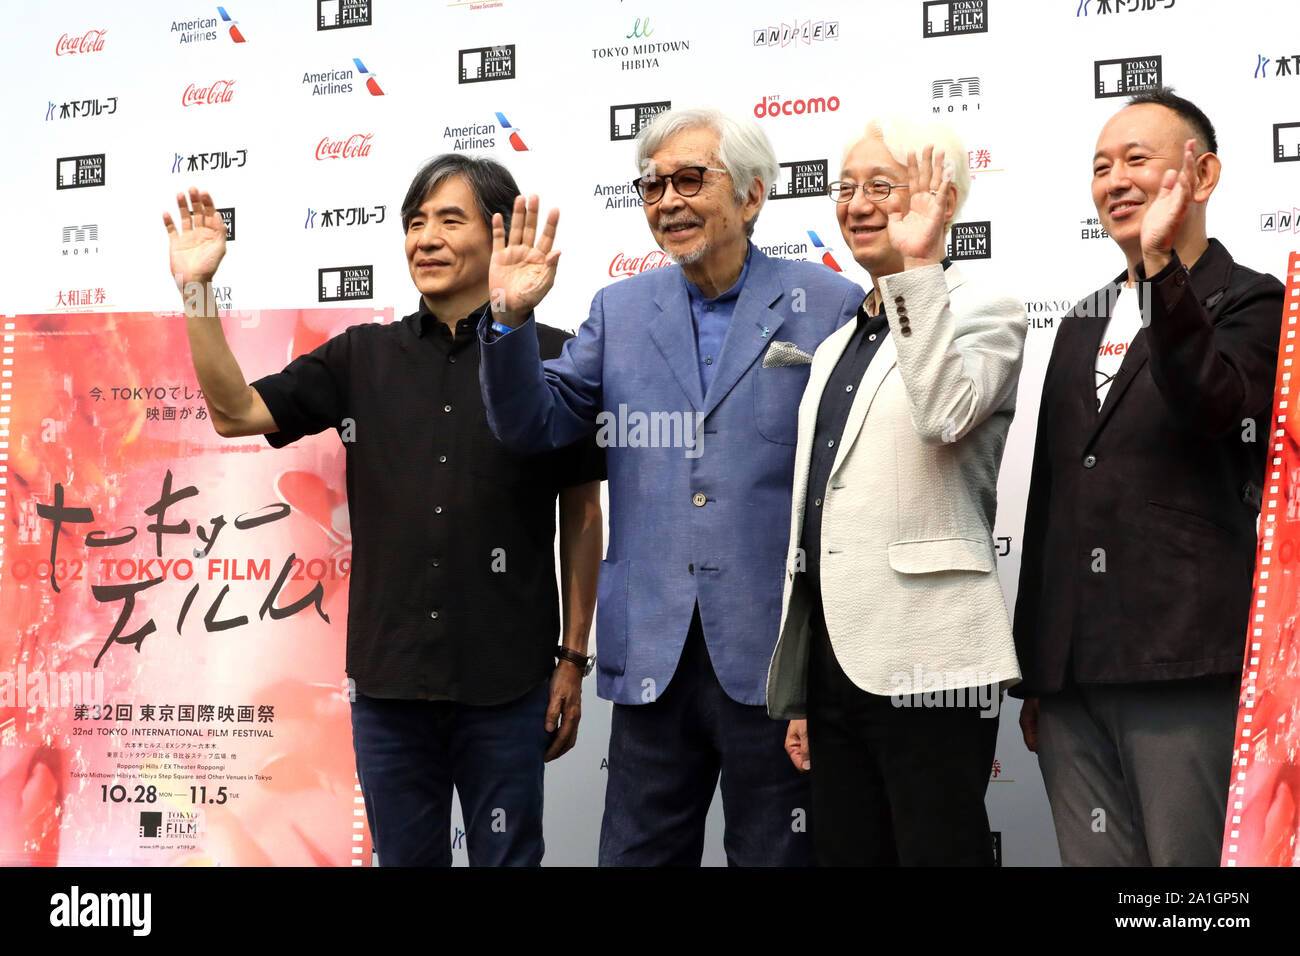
left=56, top=154, right=105, bottom=190
left=758, top=231, right=842, bottom=271
left=1275, top=123, right=1300, bottom=163
left=752, top=19, right=840, bottom=47
left=319, top=265, right=374, bottom=301
left=56, top=29, right=106, bottom=56
left=753, top=93, right=840, bottom=119
left=171, top=7, right=245, bottom=45
left=932, top=76, right=981, bottom=112
left=218, top=207, right=235, bottom=240
left=948, top=221, right=991, bottom=259
left=316, top=132, right=373, bottom=159
left=923, top=1, right=988, bottom=37
left=1094, top=55, right=1162, bottom=97
left=1256, top=53, right=1300, bottom=78
left=610, top=101, right=671, bottom=141
left=319, top=0, right=373, bottom=29
left=304, top=57, right=384, bottom=96
left=610, top=250, right=670, bottom=278
left=769, top=159, right=829, bottom=200
left=459, top=45, right=515, bottom=83
left=62, top=223, right=100, bottom=257
left=1261, top=207, right=1300, bottom=232
left=181, top=79, right=236, bottom=107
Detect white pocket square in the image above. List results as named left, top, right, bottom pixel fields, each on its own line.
left=762, top=341, right=814, bottom=368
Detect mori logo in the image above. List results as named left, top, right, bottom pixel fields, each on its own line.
left=1094, top=56, right=1162, bottom=98
left=769, top=160, right=828, bottom=200
left=318, top=0, right=372, bottom=29
left=923, top=0, right=988, bottom=38
left=610, top=101, right=671, bottom=140
left=459, top=45, right=515, bottom=83
left=319, top=265, right=373, bottom=301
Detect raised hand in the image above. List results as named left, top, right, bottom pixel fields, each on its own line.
left=886, top=145, right=953, bottom=269
left=163, top=188, right=228, bottom=292
left=489, top=194, right=561, bottom=327
left=1141, top=138, right=1196, bottom=272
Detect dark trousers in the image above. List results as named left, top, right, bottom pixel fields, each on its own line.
left=598, top=608, right=812, bottom=866
left=807, top=617, right=999, bottom=866
left=350, top=680, right=551, bottom=866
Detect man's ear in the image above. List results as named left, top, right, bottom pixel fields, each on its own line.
left=1192, top=151, right=1221, bottom=204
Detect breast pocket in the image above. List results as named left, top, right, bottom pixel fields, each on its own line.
left=753, top=364, right=811, bottom=446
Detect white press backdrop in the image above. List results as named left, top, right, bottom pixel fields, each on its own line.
left=5, top=0, right=1299, bottom=865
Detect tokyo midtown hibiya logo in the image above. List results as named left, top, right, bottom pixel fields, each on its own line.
left=610, top=101, right=671, bottom=141
left=768, top=160, right=828, bottom=200
left=1275, top=123, right=1300, bottom=163
left=459, top=45, right=515, bottom=83
left=56, top=154, right=105, bottom=189
left=319, top=265, right=373, bottom=302
left=948, top=221, right=991, bottom=260
left=923, top=0, right=988, bottom=37
left=1094, top=56, right=1162, bottom=98
left=318, top=0, right=372, bottom=29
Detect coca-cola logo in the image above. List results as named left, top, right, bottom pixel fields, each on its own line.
left=609, top=250, right=670, bottom=278
left=181, top=81, right=236, bottom=107
left=316, top=133, right=373, bottom=160
left=56, top=29, right=107, bottom=56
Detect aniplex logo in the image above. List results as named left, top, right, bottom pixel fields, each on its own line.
left=181, top=80, right=236, bottom=107
left=1275, top=123, right=1300, bottom=163
left=948, top=221, right=992, bottom=260
left=753, top=94, right=840, bottom=119
left=56, top=154, right=105, bottom=189
left=768, top=160, right=828, bottom=200
left=316, top=133, right=373, bottom=160
left=459, top=45, right=515, bottom=83
left=318, top=0, right=373, bottom=29
left=1261, top=208, right=1300, bottom=232
left=752, top=19, right=840, bottom=47
left=610, top=250, right=670, bottom=278
left=1094, top=56, right=1161, bottom=98
left=319, top=265, right=373, bottom=301
left=923, top=1, right=988, bottom=37
left=931, top=76, right=981, bottom=111
left=56, top=29, right=107, bottom=56
left=610, top=102, right=671, bottom=140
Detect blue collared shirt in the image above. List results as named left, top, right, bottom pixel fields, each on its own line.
left=685, top=244, right=753, bottom=394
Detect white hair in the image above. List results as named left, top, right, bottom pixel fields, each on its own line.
left=634, top=107, right=779, bottom=236
left=843, top=117, right=971, bottom=232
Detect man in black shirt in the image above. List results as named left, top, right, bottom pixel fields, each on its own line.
left=162, top=155, right=604, bottom=866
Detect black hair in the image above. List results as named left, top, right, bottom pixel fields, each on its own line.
left=400, top=153, right=519, bottom=233
left=1125, top=86, right=1218, bottom=154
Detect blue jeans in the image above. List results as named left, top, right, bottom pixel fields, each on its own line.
left=599, top=610, right=812, bottom=866
left=350, top=680, right=551, bottom=866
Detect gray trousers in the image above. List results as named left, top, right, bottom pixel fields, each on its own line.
left=1037, top=676, right=1239, bottom=866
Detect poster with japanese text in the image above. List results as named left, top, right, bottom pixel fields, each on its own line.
left=0, top=307, right=386, bottom=866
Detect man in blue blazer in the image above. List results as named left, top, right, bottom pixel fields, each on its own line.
left=478, top=107, right=864, bottom=865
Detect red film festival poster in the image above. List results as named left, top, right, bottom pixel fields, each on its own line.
left=1224, top=252, right=1300, bottom=866
left=0, top=307, right=389, bottom=866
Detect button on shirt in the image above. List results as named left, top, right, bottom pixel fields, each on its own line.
left=249, top=299, right=605, bottom=705
left=801, top=301, right=890, bottom=606
left=686, top=246, right=752, bottom=394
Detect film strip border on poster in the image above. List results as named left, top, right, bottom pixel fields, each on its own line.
left=0, top=318, right=9, bottom=602
left=1224, top=252, right=1300, bottom=867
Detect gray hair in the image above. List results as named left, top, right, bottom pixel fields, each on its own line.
left=634, top=107, right=779, bottom=237
left=843, top=117, right=972, bottom=233
left=400, top=153, right=520, bottom=234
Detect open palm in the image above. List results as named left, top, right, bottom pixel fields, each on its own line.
left=163, top=188, right=227, bottom=290
left=886, top=145, right=953, bottom=266
left=488, top=194, right=561, bottom=323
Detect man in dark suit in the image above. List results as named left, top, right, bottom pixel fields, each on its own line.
left=1013, top=88, right=1285, bottom=865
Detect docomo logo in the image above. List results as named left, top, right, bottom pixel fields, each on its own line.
left=316, top=133, right=373, bottom=160
left=610, top=250, right=670, bottom=278
left=56, top=29, right=107, bottom=56
left=182, top=80, right=236, bottom=107
left=753, top=94, right=840, bottom=118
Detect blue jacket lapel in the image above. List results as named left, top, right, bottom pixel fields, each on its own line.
left=649, top=278, right=705, bottom=412
left=701, top=253, right=786, bottom=419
